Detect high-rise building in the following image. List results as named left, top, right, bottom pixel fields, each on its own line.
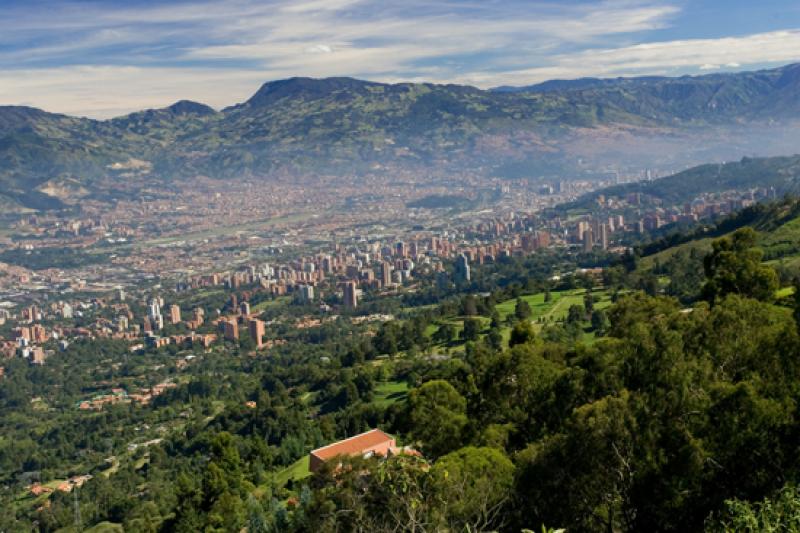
left=30, top=347, right=46, bottom=365
left=583, top=229, right=594, bottom=252
left=455, top=254, right=471, bottom=283
left=147, top=298, right=163, bottom=331
left=395, top=242, right=407, bottom=258
left=223, top=319, right=239, bottom=342
left=296, top=284, right=315, bottom=303
left=248, top=319, right=265, bottom=348
left=430, top=236, right=439, bottom=254
left=169, top=305, right=182, bottom=325
left=536, top=231, right=550, bottom=249
left=343, top=281, right=358, bottom=309
left=148, top=298, right=161, bottom=320
left=31, top=325, right=47, bottom=343
left=600, top=224, right=609, bottom=251
left=240, top=301, right=251, bottom=316
left=381, top=261, right=392, bottom=287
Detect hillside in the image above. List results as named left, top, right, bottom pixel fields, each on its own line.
left=494, top=62, right=800, bottom=121
left=631, top=197, right=800, bottom=303
left=567, top=155, right=800, bottom=211
left=3, top=63, right=800, bottom=209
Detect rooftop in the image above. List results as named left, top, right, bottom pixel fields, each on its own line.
left=310, top=428, right=394, bottom=461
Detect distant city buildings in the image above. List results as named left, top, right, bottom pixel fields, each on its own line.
left=343, top=281, right=358, bottom=309
left=223, top=319, right=239, bottom=342
left=248, top=318, right=265, bottom=348
left=455, top=253, right=471, bottom=283
left=169, top=304, right=181, bottom=325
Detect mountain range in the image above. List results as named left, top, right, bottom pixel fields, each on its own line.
left=3, top=63, right=800, bottom=210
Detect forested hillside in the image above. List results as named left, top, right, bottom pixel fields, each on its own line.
left=567, top=155, right=800, bottom=210
left=5, top=201, right=800, bottom=531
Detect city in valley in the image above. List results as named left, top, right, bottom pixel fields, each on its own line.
left=4, top=2, right=800, bottom=531
left=0, top=164, right=770, bottom=363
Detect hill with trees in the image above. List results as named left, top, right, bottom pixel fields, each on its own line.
left=6, top=199, right=800, bottom=531
left=4, top=63, right=800, bottom=210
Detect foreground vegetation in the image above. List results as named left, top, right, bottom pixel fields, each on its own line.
left=5, top=210, right=800, bottom=531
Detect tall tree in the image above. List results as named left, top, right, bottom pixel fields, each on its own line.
left=702, top=227, right=779, bottom=303
left=515, top=298, right=532, bottom=321
left=408, top=380, right=468, bottom=458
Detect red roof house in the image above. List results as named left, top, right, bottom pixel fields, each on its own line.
left=309, top=428, right=396, bottom=473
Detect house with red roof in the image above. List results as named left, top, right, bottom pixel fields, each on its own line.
left=309, top=428, right=396, bottom=473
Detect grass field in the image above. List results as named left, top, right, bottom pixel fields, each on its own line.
left=275, top=455, right=311, bottom=486
left=496, top=288, right=613, bottom=331
left=422, top=289, right=615, bottom=349
left=776, top=286, right=796, bottom=299
left=372, top=381, right=409, bottom=408
left=252, top=296, right=290, bottom=313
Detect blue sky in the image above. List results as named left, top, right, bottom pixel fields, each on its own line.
left=1, top=0, right=800, bottom=118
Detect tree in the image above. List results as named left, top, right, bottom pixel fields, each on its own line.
left=431, top=447, right=515, bottom=531
left=515, top=392, right=638, bottom=533
left=702, top=227, right=779, bottom=303
left=708, top=484, right=800, bottom=532
left=374, top=322, right=399, bottom=355
left=487, top=328, right=504, bottom=350
left=515, top=298, right=532, bottom=321
left=509, top=321, right=535, bottom=347
left=462, top=318, right=480, bottom=341
left=490, top=309, right=502, bottom=329
left=591, top=309, right=608, bottom=335
left=462, top=295, right=478, bottom=316
left=433, top=322, right=457, bottom=344
left=793, top=278, right=800, bottom=332
left=566, top=304, right=585, bottom=325
left=583, top=292, right=595, bottom=315
left=408, top=380, right=468, bottom=458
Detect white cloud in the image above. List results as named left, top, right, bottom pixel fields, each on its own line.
left=0, top=66, right=267, bottom=118
left=1, top=1, right=799, bottom=117
left=449, top=29, right=800, bottom=87
left=305, top=45, right=334, bottom=54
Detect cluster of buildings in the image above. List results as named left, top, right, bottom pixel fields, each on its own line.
left=76, top=381, right=178, bottom=410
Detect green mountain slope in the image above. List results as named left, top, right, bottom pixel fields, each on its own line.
left=568, top=155, right=800, bottom=210
left=496, top=62, right=800, bottom=122
left=2, top=63, right=800, bottom=210
left=636, top=197, right=800, bottom=303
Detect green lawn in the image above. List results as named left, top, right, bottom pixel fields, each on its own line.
left=424, top=323, right=439, bottom=337
left=252, top=296, right=290, bottom=313
left=372, top=381, right=409, bottom=408
left=497, top=289, right=613, bottom=330
left=776, top=286, right=796, bottom=299
left=274, top=455, right=311, bottom=486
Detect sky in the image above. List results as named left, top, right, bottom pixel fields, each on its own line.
left=1, top=0, right=800, bottom=118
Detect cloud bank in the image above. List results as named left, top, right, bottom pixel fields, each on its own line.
left=0, top=0, right=798, bottom=117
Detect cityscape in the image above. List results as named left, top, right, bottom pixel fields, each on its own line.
left=3, top=1, right=800, bottom=531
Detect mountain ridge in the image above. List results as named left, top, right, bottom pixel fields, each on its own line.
left=3, top=63, right=800, bottom=210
